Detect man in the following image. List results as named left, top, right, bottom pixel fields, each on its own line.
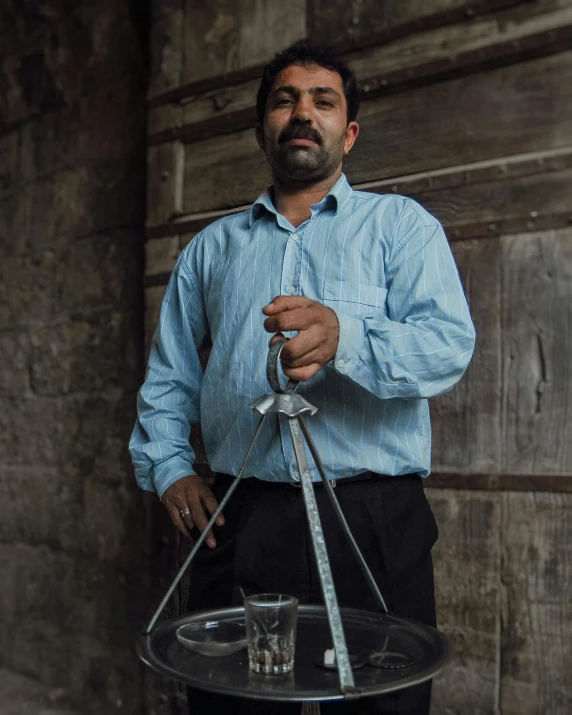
left=130, top=40, right=475, bottom=714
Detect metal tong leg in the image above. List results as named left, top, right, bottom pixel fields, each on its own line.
left=144, top=415, right=268, bottom=634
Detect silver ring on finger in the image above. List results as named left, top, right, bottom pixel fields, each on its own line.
left=180, top=507, right=191, bottom=519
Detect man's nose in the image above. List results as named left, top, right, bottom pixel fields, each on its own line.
left=292, top=95, right=314, bottom=122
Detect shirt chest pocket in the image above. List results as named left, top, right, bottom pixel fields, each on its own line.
left=321, top=279, right=388, bottom=319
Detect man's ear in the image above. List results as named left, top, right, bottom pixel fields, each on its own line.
left=255, top=123, right=266, bottom=152
left=343, top=121, right=359, bottom=156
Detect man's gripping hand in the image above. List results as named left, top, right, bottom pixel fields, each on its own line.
left=161, top=475, right=224, bottom=548
left=262, top=296, right=340, bottom=382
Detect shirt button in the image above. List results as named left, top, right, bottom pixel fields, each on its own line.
left=288, top=286, right=296, bottom=294
left=291, top=234, right=299, bottom=241
left=336, top=359, right=345, bottom=368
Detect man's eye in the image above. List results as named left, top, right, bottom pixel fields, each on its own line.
left=317, top=100, right=334, bottom=107
left=276, top=98, right=293, bottom=106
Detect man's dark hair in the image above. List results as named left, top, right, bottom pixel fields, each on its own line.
left=256, top=40, right=360, bottom=124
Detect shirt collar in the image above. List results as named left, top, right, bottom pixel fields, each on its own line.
left=248, top=173, right=352, bottom=227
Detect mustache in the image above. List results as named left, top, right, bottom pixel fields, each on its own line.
left=279, top=123, right=322, bottom=145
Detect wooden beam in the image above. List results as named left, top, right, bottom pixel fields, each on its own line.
left=425, top=473, right=572, bottom=492
left=147, top=0, right=529, bottom=109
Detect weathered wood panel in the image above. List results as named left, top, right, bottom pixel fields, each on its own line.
left=501, top=227, right=572, bottom=473
left=147, top=149, right=572, bottom=238
left=309, top=0, right=478, bottom=45
left=427, top=489, right=501, bottom=714
left=183, top=127, right=270, bottom=213
left=179, top=51, right=572, bottom=213
left=346, top=49, right=572, bottom=188
left=147, top=142, right=185, bottom=225
left=500, top=491, right=572, bottom=714
left=181, top=0, right=306, bottom=86
left=149, top=7, right=185, bottom=98
left=149, top=2, right=572, bottom=144
left=408, top=161, right=572, bottom=236
left=431, top=238, right=502, bottom=473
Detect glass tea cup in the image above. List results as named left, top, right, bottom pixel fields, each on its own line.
left=244, top=594, right=298, bottom=674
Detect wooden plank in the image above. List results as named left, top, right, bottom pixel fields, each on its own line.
left=426, top=473, right=572, bottom=492
left=183, top=127, right=270, bottom=213
left=410, top=165, right=572, bottom=239
left=310, top=0, right=483, bottom=45
left=178, top=51, right=572, bottom=213
left=501, top=227, right=572, bottom=474
left=345, top=49, right=572, bottom=187
left=146, top=142, right=185, bottom=225
left=148, top=4, right=572, bottom=145
left=146, top=148, right=572, bottom=238
left=181, top=0, right=306, bottom=86
left=500, top=492, right=572, bottom=714
left=427, top=488, right=501, bottom=714
left=148, top=8, right=184, bottom=99
left=431, top=239, right=502, bottom=473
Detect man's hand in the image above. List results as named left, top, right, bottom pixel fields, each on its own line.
left=262, top=296, right=339, bottom=381
left=161, top=475, right=224, bottom=548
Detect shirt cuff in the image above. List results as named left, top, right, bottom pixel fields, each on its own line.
left=152, top=457, right=197, bottom=499
left=331, top=309, right=364, bottom=376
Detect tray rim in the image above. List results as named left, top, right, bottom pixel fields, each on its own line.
left=137, top=604, right=452, bottom=702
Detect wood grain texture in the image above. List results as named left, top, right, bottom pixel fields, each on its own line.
left=183, top=127, right=270, bottom=213
left=501, top=227, right=572, bottom=473
left=500, top=491, right=572, bottom=714
left=182, top=0, right=306, bottom=86
left=177, top=51, right=572, bottom=213
left=147, top=142, right=185, bottom=225
left=431, top=239, right=502, bottom=473
left=146, top=148, right=572, bottom=238
left=344, top=50, right=572, bottom=187
left=148, top=2, right=572, bottom=143
left=309, top=0, right=474, bottom=45
left=149, top=8, right=184, bottom=98
left=427, top=488, right=501, bottom=714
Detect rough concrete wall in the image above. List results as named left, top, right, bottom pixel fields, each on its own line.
left=0, top=1, right=150, bottom=713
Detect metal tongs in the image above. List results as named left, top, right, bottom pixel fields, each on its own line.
left=144, top=341, right=389, bottom=696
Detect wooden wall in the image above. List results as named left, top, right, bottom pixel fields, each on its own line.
left=145, top=1, right=572, bottom=713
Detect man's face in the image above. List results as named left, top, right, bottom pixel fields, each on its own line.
left=257, top=63, right=359, bottom=184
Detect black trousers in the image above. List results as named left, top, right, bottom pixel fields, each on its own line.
left=186, top=473, right=438, bottom=715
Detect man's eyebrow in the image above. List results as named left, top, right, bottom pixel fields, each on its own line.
left=271, top=85, right=342, bottom=100
left=311, top=86, right=342, bottom=99
left=271, top=85, right=298, bottom=96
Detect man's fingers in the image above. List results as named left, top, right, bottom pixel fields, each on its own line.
left=189, top=499, right=217, bottom=548
left=281, top=344, right=323, bottom=368
left=269, top=332, right=287, bottom=347
left=283, top=362, right=322, bottom=382
left=167, top=505, right=191, bottom=538
left=262, top=296, right=313, bottom=315
left=201, top=488, right=225, bottom=527
left=263, top=307, right=314, bottom=334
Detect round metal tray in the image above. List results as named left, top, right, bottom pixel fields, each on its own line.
left=138, top=605, right=451, bottom=702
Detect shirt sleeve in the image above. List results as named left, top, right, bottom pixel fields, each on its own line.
left=332, top=201, right=476, bottom=399
left=129, top=252, right=207, bottom=497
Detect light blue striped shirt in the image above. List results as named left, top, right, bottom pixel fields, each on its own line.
left=130, top=174, right=475, bottom=497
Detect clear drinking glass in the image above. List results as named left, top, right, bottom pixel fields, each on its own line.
left=244, top=594, right=298, bottom=674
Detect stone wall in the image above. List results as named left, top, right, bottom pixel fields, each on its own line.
left=0, top=1, right=151, bottom=713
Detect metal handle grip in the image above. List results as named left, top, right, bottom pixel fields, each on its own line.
left=266, top=339, right=298, bottom=394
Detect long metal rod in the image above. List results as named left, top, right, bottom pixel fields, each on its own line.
left=144, top=414, right=268, bottom=634
left=288, top=417, right=356, bottom=695
left=297, top=416, right=389, bottom=614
